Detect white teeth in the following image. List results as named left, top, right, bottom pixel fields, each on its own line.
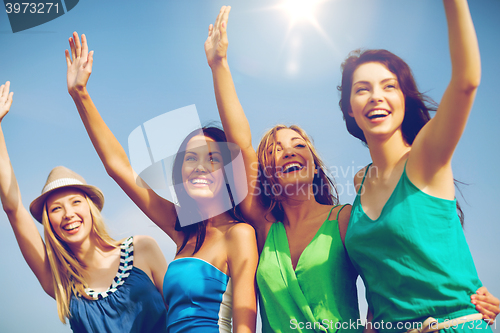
left=63, top=222, right=81, bottom=231
left=191, top=178, right=211, bottom=184
left=283, top=163, right=303, bottom=172
left=367, top=109, right=390, bottom=118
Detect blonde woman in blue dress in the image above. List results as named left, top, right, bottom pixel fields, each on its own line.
left=0, top=82, right=168, bottom=332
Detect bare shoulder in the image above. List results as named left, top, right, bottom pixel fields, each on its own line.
left=336, top=204, right=352, bottom=244
left=225, top=222, right=257, bottom=242
left=353, top=166, right=368, bottom=188
left=337, top=204, right=352, bottom=223
left=132, top=235, right=163, bottom=256
left=225, top=222, right=258, bottom=273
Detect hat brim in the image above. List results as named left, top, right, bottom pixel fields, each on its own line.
left=29, top=185, right=104, bottom=224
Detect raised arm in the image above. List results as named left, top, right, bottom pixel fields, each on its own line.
left=205, top=7, right=273, bottom=237
left=0, top=82, right=54, bottom=297
left=410, top=0, right=480, bottom=181
left=226, top=223, right=258, bottom=333
left=65, top=32, right=182, bottom=244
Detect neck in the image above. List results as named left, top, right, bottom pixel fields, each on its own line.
left=366, top=130, right=411, bottom=175
left=69, top=235, right=114, bottom=268
left=279, top=184, right=325, bottom=228
left=205, top=211, right=234, bottom=228
left=196, top=194, right=233, bottom=222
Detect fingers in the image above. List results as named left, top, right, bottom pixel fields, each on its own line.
left=0, top=82, right=5, bottom=99
left=208, top=24, right=213, bottom=37
left=73, top=31, right=82, bottom=58
left=214, top=6, right=224, bottom=30
left=69, top=37, right=76, bottom=61
left=222, top=5, right=231, bottom=29
left=0, top=81, right=10, bottom=99
left=86, top=50, right=94, bottom=73
left=472, top=289, right=500, bottom=325
left=476, top=286, right=488, bottom=295
left=81, top=33, right=89, bottom=60
left=65, top=49, right=72, bottom=67
left=0, top=82, right=13, bottom=114
left=5, top=92, right=13, bottom=111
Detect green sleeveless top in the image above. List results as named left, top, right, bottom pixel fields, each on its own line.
left=257, top=205, right=361, bottom=333
left=345, top=164, right=483, bottom=332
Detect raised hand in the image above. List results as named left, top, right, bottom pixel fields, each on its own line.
left=0, top=81, right=14, bottom=122
left=65, top=32, right=94, bottom=96
left=205, top=6, right=231, bottom=68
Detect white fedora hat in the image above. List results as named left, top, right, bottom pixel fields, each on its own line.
left=29, top=166, right=104, bottom=223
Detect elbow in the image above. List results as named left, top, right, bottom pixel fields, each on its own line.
left=2, top=202, right=18, bottom=217
left=463, top=76, right=481, bottom=94
left=452, top=75, right=481, bottom=96
left=453, top=68, right=481, bottom=94
left=104, top=164, right=118, bottom=179
left=103, top=158, right=127, bottom=180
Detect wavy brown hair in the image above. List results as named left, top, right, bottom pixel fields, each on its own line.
left=256, top=125, right=339, bottom=222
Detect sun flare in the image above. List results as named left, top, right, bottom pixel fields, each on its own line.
left=281, top=0, right=323, bottom=25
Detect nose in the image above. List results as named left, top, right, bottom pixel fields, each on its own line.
left=194, top=162, right=209, bottom=173
left=63, top=206, right=75, bottom=220
left=283, top=146, right=296, bottom=159
left=370, top=86, right=384, bottom=103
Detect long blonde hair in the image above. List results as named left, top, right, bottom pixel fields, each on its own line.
left=256, top=125, right=339, bottom=222
left=42, top=194, right=120, bottom=323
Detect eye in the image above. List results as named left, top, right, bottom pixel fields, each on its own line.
left=51, top=206, right=61, bottom=213
left=73, top=199, right=81, bottom=205
left=385, top=84, right=396, bottom=89
left=185, top=155, right=196, bottom=162
left=295, top=144, right=306, bottom=149
left=355, top=87, right=367, bottom=93
left=210, top=156, right=221, bottom=163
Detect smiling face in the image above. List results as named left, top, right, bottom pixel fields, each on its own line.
left=268, top=128, right=317, bottom=188
left=46, top=188, right=93, bottom=245
left=349, top=62, right=406, bottom=141
left=181, top=134, right=226, bottom=203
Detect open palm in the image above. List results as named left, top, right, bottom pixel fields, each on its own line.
left=205, top=6, right=231, bottom=68
left=65, top=32, right=94, bottom=95
left=0, top=82, right=14, bottom=122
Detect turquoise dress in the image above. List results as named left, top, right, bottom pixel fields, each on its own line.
left=69, top=237, right=168, bottom=333
left=257, top=205, right=361, bottom=333
left=163, top=257, right=233, bottom=333
left=345, top=164, right=491, bottom=333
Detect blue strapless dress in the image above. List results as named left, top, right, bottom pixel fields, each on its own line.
left=163, top=257, right=232, bottom=333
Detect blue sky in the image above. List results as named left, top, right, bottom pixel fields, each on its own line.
left=0, top=1, right=499, bottom=332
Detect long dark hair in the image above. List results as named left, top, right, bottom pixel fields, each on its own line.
left=172, top=126, right=241, bottom=255
left=338, top=49, right=432, bottom=145
left=337, top=49, right=464, bottom=225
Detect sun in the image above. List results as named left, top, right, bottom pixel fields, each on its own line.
left=281, top=0, right=323, bottom=25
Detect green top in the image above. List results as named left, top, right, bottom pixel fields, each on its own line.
left=257, top=205, right=361, bottom=333
left=346, top=164, right=483, bottom=332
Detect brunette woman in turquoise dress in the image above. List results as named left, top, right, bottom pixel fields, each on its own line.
left=339, top=0, right=499, bottom=331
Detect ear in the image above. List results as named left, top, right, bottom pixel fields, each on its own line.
left=314, top=166, right=319, bottom=174
left=347, top=108, right=354, bottom=117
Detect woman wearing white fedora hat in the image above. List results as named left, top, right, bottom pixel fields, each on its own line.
left=0, top=82, right=168, bottom=332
